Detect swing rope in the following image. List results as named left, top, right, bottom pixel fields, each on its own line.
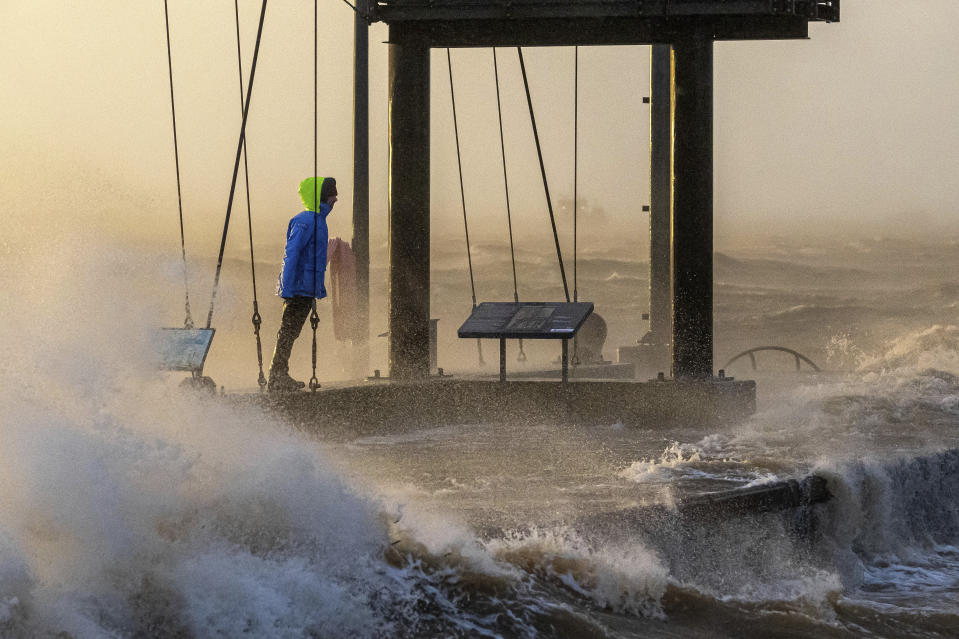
left=517, top=47, right=570, bottom=303
left=232, top=0, right=267, bottom=390
left=492, top=49, right=519, bottom=305
left=447, top=48, right=484, bottom=366
left=492, top=47, right=525, bottom=362
left=309, top=0, right=321, bottom=392
left=573, top=46, right=579, bottom=306
left=205, top=0, right=268, bottom=331
left=163, top=0, right=193, bottom=329
left=572, top=46, right=581, bottom=366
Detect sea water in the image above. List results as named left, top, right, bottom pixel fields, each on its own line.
left=1, top=230, right=958, bottom=637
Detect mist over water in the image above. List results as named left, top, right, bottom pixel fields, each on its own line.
left=2, top=228, right=959, bottom=637
left=5, top=0, right=959, bottom=632
left=0, top=234, right=396, bottom=636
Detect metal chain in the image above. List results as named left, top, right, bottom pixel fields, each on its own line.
left=309, top=301, right=320, bottom=391
left=162, top=0, right=193, bottom=329
left=308, top=0, right=320, bottom=393
left=232, top=0, right=267, bottom=390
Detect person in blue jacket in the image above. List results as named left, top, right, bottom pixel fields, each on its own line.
left=267, top=176, right=337, bottom=392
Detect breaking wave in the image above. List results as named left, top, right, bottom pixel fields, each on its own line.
left=3, top=233, right=959, bottom=637
left=858, top=324, right=959, bottom=374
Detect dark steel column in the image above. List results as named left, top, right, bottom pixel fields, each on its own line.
left=671, top=32, right=713, bottom=379
left=648, top=44, right=672, bottom=347
left=388, top=31, right=430, bottom=380
left=499, top=338, right=506, bottom=382
left=352, top=14, right=370, bottom=376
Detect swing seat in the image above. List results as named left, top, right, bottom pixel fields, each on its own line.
left=153, top=327, right=215, bottom=372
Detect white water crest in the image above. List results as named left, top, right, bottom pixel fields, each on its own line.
left=4, top=230, right=959, bottom=637
left=0, top=235, right=428, bottom=637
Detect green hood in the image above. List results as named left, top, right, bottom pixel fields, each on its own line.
left=299, top=176, right=328, bottom=212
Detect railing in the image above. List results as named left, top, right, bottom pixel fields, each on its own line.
left=724, top=346, right=821, bottom=372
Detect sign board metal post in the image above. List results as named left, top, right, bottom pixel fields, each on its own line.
left=500, top=338, right=507, bottom=382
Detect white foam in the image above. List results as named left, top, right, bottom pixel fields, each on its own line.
left=0, top=234, right=460, bottom=637
left=859, top=324, right=959, bottom=374
left=486, top=527, right=669, bottom=619
left=618, top=442, right=704, bottom=483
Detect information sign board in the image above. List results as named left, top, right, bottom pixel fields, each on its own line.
left=458, top=302, right=593, bottom=382
left=458, top=302, right=593, bottom=339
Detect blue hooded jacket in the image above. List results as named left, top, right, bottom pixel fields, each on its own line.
left=277, top=178, right=332, bottom=299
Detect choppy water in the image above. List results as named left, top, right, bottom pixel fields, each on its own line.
left=2, top=232, right=959, bottom=637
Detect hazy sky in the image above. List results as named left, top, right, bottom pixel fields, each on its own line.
left=3, top=0, right=959, bottom=260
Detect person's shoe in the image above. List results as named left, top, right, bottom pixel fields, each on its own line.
left=268, top=373, right=306, bottom=393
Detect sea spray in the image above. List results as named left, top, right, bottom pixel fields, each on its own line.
left=4, top=230, right=959, bottom=636
left=0, top=233, right=621, bottom=637
left=0, top=236, right=406, bottom=636
left=0, top=357, right=418, bottom=637
left=486, top=527, right=668, bottom=619
left=858, top=325, right=959, bottom=373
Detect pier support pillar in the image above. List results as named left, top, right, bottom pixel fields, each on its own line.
left=352, top=14, right=370, bottom=378
left=648, top=43, right=673, bottom=354
left=387, top=33, right=431, bottom=380
left=671, top=31, right=713, bottom=379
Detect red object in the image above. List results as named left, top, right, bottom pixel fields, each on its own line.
left=327, top=237, right=359, bottom=342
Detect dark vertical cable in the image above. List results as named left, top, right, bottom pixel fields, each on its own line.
left=573, top=46, right=579, bottom=304
left=163, top=0, right=193, bottom=329
left=233, top=0, right=266, bottom=389
left=205, top=0, right=268, bottom=330
left=309, top=0, right=320, bottom=391
left=233, top=0, right=256, bottom=301
left=447, top=48, right=483, bottom=365
left=517, top=47, right=570, bottom=303
left=572, top=46, right=580, bottom=365
left=493, top=48, right=519, bottom=304
left=493, top=48, right=526, bottom=363
left=447, top=48, right=477, bottom=310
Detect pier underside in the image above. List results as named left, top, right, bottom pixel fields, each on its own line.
left=370, top=0, right=839, bottom=46
left=379, top=0, right=838, bottom=380
left=243, top=378, right=756, bottom=436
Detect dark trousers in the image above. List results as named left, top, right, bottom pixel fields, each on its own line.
left=269, top=297, right=314, bottom=377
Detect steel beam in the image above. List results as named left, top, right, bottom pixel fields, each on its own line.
left=384, top=16, right=808, bottom=48
left=353, top=13, right=371, bottom=376
left=387, top=32, right=431, bottom=380
left=370, top=0, right=840, bottom=23
left=671, top=31, right=713, bottom=379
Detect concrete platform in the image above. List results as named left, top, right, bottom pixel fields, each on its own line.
left=239, top=378, right=756, bottom=435
left=581, top=473, right=832, bottom=544
left=498, top=362, right=636, bottom=381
